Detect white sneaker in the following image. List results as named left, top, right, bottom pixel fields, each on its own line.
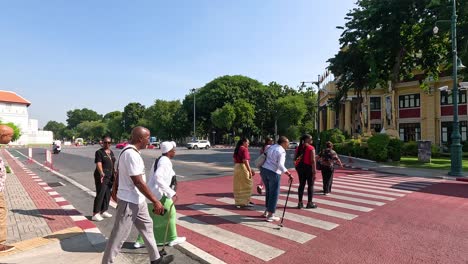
left=261, top=211, right=268, bottom=218
left=134, top=242, right=144, bottom=249
left=168, top=237, right=186, bottom=247
left=101, top=212, right=112, bottom=218
left=92, top=214, right=104, bottom=222
left=266, top=215, right=280, bottom=222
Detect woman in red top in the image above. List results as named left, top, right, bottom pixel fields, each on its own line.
left=233, top=138, right=255, bottom=208
left=294, top=134, right=317, bottom=209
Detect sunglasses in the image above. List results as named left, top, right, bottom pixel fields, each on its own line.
left=103, top=142, right=112, bottom=144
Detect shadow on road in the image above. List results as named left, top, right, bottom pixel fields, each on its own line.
left=392, top=181, right=468, bottom=199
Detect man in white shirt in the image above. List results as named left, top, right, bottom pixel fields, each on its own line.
left=102, top=127, right=174, bottom=264
left=260, top=136, right=293, bottom=222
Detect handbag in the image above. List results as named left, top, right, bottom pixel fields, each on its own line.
left=316, top=159, right=322, bottom=171
left=294, top=154, right=304, bottom=167
left=254, top=153, right=267, bottom=169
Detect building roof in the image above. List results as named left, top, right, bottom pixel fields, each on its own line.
left=0, top=90, right=31, bottom=106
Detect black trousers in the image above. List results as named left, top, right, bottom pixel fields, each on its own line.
left=322, top=166, right=334, bottom=193
left=297, top=163, right=314, bottom=203
left=93, top=174, right=113, bottom=214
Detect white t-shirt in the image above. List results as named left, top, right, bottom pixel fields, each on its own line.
left=147, top=156, right=176, bottom=201
left=117, top=145, right=147, bottom=204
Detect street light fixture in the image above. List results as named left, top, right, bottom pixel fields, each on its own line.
left=434, top=0, right=464, bottom=176
left=301, top=74, right=322, bottom=152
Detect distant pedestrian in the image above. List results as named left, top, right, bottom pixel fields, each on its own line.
left=260, top=136, right=293, bottom=222
left=294, top=134, right=317, bottom=209
left=102, top=126, right=174, bottom=264
left=134, top=141, right=186, bottom=249
left=0, top=124, right=15, bottom=253
left=233, top=138, right=255, bottom=208
left=92, top=136, right=116, bottom=221
left=256, top=137, right=273, bottom=195
left=318, top=141, right=343, bottom=195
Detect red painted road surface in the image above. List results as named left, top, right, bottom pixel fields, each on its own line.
left=176, top=169, right=468, bottom=264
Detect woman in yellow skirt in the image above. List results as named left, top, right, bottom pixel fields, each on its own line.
left=233, top=138, right=255, bottom=208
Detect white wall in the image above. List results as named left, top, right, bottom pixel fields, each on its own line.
left=0, top=102, right=29, bottom=131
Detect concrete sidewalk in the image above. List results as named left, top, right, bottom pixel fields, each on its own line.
left=340, top=154, right=467, bottom=179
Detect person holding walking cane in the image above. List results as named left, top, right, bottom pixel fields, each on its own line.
left=259, top=136, right=293, bottom=222
left=134, top=141, right=186, bottom=249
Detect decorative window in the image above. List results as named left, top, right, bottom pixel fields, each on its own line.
left=440, top=90, right=467, bottom=105
left=441, top=121, right=468, bottom=143
left=399, top=94, right=420, bottom=109
left=370, top=97, right=381, bottom=110
left=399, top=123, right=421, bottom=142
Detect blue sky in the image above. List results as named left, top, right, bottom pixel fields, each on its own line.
left=0, top=1, right=356, bottom=128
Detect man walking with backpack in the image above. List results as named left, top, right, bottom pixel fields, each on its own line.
left=102, top=126, right=174, bottom=264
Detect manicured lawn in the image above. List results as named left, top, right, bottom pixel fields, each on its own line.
left=387, top=156, right=468, bottom=171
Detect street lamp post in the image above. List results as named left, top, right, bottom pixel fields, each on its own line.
left=447, top=0, right=463, bottom=176
left=301, top=74, right=322, bottom=152
left=191, top=88, right=197, bottom=141
left=434, top=0, right=463, bottom=176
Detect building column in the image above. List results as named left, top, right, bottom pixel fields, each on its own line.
left=344, top=100, right=352, bottom=135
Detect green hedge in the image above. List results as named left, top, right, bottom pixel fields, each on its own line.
left=402, top=141, right=418, bottom=156
left=367, top=134, right=390, bottom=161
left=388, top=138, right=403, bottom=161
left=320, top=128, right=345, bottom=149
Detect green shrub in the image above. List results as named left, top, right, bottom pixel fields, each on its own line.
left=367, top=134, right=390, bottom=161
left=463, top=141, right=468, bottom=152
left=320, top=128, right=345, bottom=149
left=335, top=139, right=369, bottom=159
left=402, top=141, right=418, bottom=156
left=431, top=144, right=442, bottom=158
left=388, top=139, right=403, bottom=161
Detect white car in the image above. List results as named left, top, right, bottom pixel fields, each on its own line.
left=187, top=140, right=211, bottom=149
left=289, top=141, right=299, bottom=149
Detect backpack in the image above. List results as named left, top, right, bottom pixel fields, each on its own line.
left=153, top=156, right=177, bottom=191
left=319, top=149, right=334, bottom=168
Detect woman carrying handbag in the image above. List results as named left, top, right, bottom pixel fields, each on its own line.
left=318, top=141, right=343, bottom=195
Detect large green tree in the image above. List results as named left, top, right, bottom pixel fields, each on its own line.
left=76, top=121, right=107, bottom=140
left=43, top=121, right=66, bottom=140
left=103, top=111, right=123, bottom=141
left=328, top=0, right=468, bottom=117
left=123, top=103, right=146, bottom=132
left=143, top=100, right=186, bottom=140
left=66, top=108, right=102, bottom=129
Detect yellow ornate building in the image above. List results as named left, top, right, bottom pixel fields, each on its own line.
left=318, top=76, right=468, bottom=146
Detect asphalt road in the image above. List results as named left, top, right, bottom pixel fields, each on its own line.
left=10, top=145, right=297, bottom=264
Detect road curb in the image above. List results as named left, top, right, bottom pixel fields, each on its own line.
left=5, top=150, right=107, bottom=247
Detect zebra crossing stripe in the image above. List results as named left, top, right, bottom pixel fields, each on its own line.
left=279, top=194, right=372, bottom=212
left=331, top=179, right=415, bottom=193
left=351, top=174, right=441, bottom=183
left=336, top=178, right=423, bottom=190
left=187, top=204, right=316, bottom=244
left=279, top=187, right=374, bottom=212
left=314, top=182, right=406, bottom=197
left=292, top=184, right=396, bottom=201
left=346, top=175, right=435, bottom=187
left=333, top=178, right=420, bottom=193
left=310, top=187, right=386, bottom=206
left=177, top=242, right=228, bottom=264
left=176, top=212, right=285, bottom=261
left=253, top=194, right=357, bottom=220
left=217, top=197, right=340, bottom=230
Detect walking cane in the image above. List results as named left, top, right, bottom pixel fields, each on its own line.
left=159, top=201, right=175, bottom=257
left=276, top=178, right=293, bottom=230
